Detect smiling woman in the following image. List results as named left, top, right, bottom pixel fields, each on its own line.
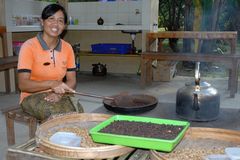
left=17, top=3, right=83, bottom=121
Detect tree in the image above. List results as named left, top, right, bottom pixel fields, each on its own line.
left=219, top=0, right=240, bottom=38
left=158, top=0, right=185, bottom=52
left=200, top=0, right=225, bottom=53
left=183, top=0, right=194, bottom=52
left=158, top=0, right=230, bottom=53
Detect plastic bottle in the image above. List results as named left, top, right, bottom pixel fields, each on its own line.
left=69, top=16, right=74, bottom=25
left=152, top=21, right=158, bottom=51
left=153, top=23, right=158, bottom=33
left=76, top=54, right=80, bottom=72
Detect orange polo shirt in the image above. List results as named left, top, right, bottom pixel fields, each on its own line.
left=17, top=33, right=76, bottom=103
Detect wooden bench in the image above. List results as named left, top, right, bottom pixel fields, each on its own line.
left=141, top=53, right=240, bottom=98
left=142, top=31, right=239, bottom=98
left=2, top=106, right=38, bottom=146
left=0, top=26, right=18, bottom=93
left=146, top=31, right=237, bottom=53
left=0, top=56, right=18, bottom=93
left=0, top=56, right=18, bottom=71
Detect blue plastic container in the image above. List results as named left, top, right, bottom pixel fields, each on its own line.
left=91, top=43, right=131, bottom=54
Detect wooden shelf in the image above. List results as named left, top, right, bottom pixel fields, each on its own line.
left=68, top=24, right=142, bottom=31
left=79, top=51, right=141, bottom=57
left=6, top=26, right=41, bottom=32
left=147, top=31, right=238, bottom=39
left=7, top=25, right=143, bottom=32
left=78, top=52, right=141, bottom=74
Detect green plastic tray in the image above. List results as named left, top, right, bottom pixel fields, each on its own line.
left=90, top=115, right=190, bottom=152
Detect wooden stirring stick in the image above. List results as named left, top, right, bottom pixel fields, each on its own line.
left=67, top=91, right=114, bottom=100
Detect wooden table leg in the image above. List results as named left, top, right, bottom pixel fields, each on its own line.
left=140, top=58, right=147, bottom=87
left=229, top=60, right=237, bottom=98
left=228, top=68, right=232, bottom=91
left=146, top=60, right=153, bottom=85
left=233, top=60, right=239, bottom=94
left=140, top=58, right=152, bottom=87
left=29, top=118, right=37, bottom=139
left=14, top=68, right=19, bottom=93
left=236, top=63, right=239, bottom=94
left=4, top=70, right=11, bottom=93
left=5, top=112, right=15, bottom=145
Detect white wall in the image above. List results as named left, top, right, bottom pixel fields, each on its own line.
left=68, top=1, right=142, bottom=26
left=0, top=0, right=159, bottom=92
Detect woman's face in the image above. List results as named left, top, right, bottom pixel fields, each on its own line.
left=41, top=10, right=66, bottom=38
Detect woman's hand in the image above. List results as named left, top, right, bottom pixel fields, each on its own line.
left=44, top=92, right=62, bottom=103
left=51, top=82, right=75, bottom=94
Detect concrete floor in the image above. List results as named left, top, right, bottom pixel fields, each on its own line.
left=1, top=73, right=240, bottom=159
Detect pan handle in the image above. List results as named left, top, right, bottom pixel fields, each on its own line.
left=68, top=91, right=114, bottom=100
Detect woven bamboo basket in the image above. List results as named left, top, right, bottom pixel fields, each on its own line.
left=150, top=127, right=240, bottom=160
left=35, top=113, right=134, bottom=159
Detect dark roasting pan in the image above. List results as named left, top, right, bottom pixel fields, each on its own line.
left=103, top=94, right=158, bottom=114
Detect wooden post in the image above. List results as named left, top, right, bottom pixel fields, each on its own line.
left=5, top=112, right=15, bottom=145
left=28, top=118, right=37, bottom=139
left=0, top=26, right=12, bottom=93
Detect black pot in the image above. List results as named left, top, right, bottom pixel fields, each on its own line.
left=92, top=63, right=107, bottom=76
left=176, top=81, right=220, bottom=121
left=97, top=17, right=104, bottom=25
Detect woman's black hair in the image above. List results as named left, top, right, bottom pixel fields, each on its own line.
left=41, top=3, right=68, bottom=24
